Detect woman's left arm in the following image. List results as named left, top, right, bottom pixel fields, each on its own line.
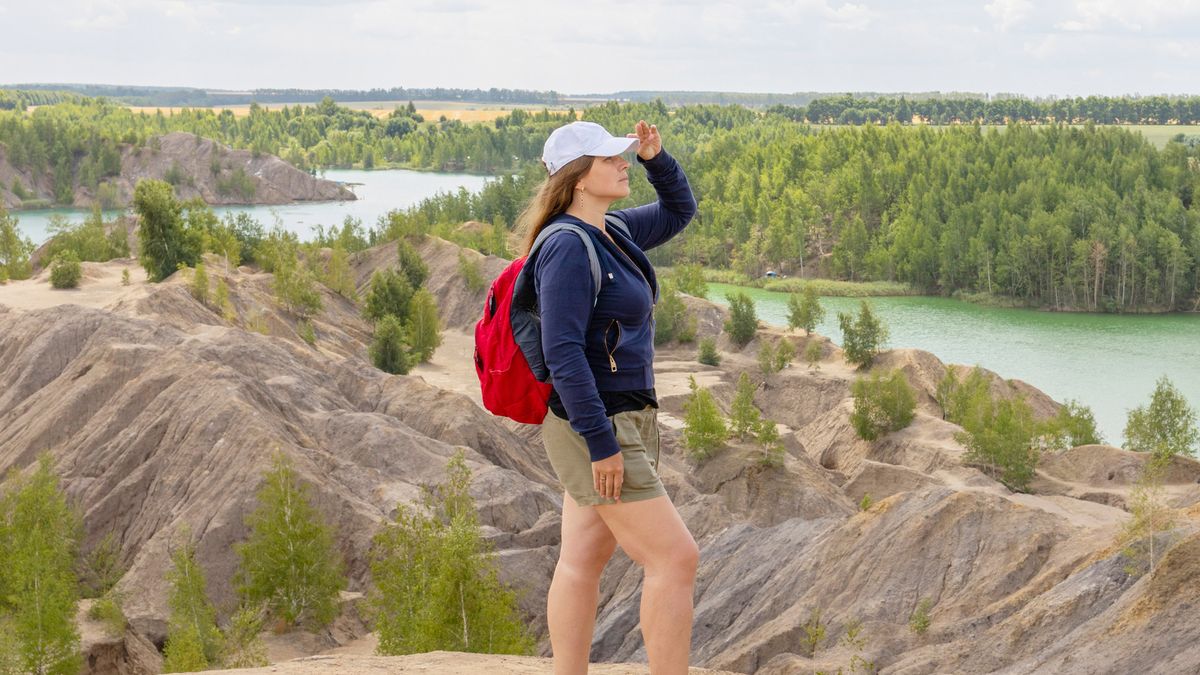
left=611, top=121, right=698, bottom=251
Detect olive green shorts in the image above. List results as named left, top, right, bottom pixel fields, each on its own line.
left=542, top=406, right=667, bottom=507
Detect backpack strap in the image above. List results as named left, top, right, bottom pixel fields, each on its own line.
left=529, top=222, right=598, bottom=306
left=605, top=212, right=630, bottom=239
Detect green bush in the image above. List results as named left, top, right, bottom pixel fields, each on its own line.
left=297, top=319, right=316, bottom=345
left=1123, top=375, right=1198, bottom=459
left=723, top=291, right=758, bottom=348
left=1040, top=399, right=1103, bottom=451
left=757, top=341, right=776, bottom=375
left=189, top=262, right=209, bottom=304
left=698, top=336, right=721, bottom=366
left=121, top=269, right=131, bottom=286
left=957, top=395, right=1039, bottom=492
left=370, top=451, right=534, bottom=656
left=0, top=205, right=35, bottom=281
left=804, top=339, right=823, bottom=369
left=850, top=369, right=917, bottom=441
left=787, top=286, right=825, bottom=333
left=371, top=315, right=413, bottom=375
left=729, top=372, right=762, bottom=440
left=909, top=598, right=933, bottom=635
left=363, top=268, right=415, bottom=323
left=396, top=239, right=429, bottom=289
left=654, top=282, right=697, bottom=345
left=756, top=418, right=785, bottom=468
left=50, top=250, right=83, bottom=289
left=670, top=263, right=708, bottom=298
left=458, top=251, right=486, bottom=292
left=406, top=288, right=442, bottom=363
left=79, top=532, right=125, bottom=599
left=235, top=454, right=345, bottom=629
left=273, top=256, right=323, bottom=318
left=774, top=338, right=795, bottom=371
left=87, top=592, right=127, bottom=637
left=221, top=605, right=268, bottom=669
left=134, top=179, right=203, bottom=282
left=838, top=300, right=889, bottom=368
left=683, top=375, right=727, bottom=460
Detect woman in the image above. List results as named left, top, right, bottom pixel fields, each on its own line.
left=518, top=119, right=700, bottom=675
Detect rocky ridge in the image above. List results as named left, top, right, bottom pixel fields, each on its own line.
left=0, top=234, right=1198, bottom=674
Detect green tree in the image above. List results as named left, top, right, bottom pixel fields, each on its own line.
left=838, top=301, right=889, bottom=368
left=0, top=205, right=35, bottom=280
left=0, top=456, right=82, bottom=675
left=370, top=451, right=534, bottom=656
left=774, top=338, right=795, bottom=372
left=273, top=255, right=323, bottom=318
left=49, top=250, right=82, bottom=289
left=370, top=315, right=413, bottom=375
left=850, top=369, right=917, bottom=441
left=363, top=268, right=415, bottom=323
left=162, top=532, right=220, bottom=673
left=235, top=454, right=345, bottom=629
left=729, top=372, right=762, bottom=440
left=1123, top=375, right=1199, bottom=459
left=670, top=263, right=708, bottom=298
left=698, top=336, right=721, bottom=366
left=134, top=179, right=202, bottom=282
left=214, top=277, right=236, bottom=322
left=396, top=239, right=429, bottom=289
left=406, top=288, right=442, bottom=363
left=756, top=418, right=785, bottom=468
left=957, top=395, right=1039, bottom=492
left=757, top=341, right=777, bottom=376
left=724, top=291, right=758, bottom=348
left=683, top=375, right=727, bottom=460
left=654, top=282, right=696, bottom=346
left=457, top=251, right=486, bottom=292
left=1041, top=399, right=1103, bottom=451
left=804, top=339, right=822, bottom=369
left=1117, top=455, right=1176, bottom=575
left=787, top=286, right=825, bottom=334
left=322, top=244, right=357, bottom=300
left=189, top=261, right=209, bottom=305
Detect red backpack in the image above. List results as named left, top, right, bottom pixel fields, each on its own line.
left=473, top=215, right=628, bottom=424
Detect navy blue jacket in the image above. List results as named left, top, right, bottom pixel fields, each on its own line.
left=533, top=150, right=697, bottom=461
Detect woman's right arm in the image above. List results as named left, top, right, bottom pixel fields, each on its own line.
left=535, top=233, right=621, bottom=462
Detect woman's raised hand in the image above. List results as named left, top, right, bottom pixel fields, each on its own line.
left=629, top=120, right=661, bottom=161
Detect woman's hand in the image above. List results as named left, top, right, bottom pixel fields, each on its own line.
left=629, top=120, right=661, bottom=162
left=593, top=452, right=624, bottom=501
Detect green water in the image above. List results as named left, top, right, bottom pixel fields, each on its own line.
left=707, top=282, right=1200, bottom=445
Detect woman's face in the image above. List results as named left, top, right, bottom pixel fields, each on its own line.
left=576, top=154, right=631, bottom=202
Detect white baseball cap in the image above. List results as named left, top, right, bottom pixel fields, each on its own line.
left=542, top=121, right=640, bottom=176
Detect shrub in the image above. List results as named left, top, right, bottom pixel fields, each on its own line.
left=850, top=369, right=917, bottom=441
left=909, top=598, right=933, bottom=635
left=363, top=268, right=415, bottom=323
left=458, top=251, right=486, bottom=292
left=396, top=239, right=428, bottom=289
left=50, top=250, right=83, bottom=289
left=163, top=533, right=221, bottom=672
left=723, top=291, right=758, bottom=347
left=774, top=338, right=795, bottom=371
left=804, top=340, right=823, bottom=369
left=801, top=606, right=826, bottom=657
left=654, top=282, right=696, bottom=345
left=957, top=395, right=1039, bottom=492
left=1123, top=375, right=1198, bottom=460
left=406, top=288, right=442, bottom=363
left=757, top=341, right=776, bottom=375
left=297, top=319, right=316, bottom=345
left=273, top=257, right=323, bottom=318
left=0, top=456, right=83, bottom=675
left=235, top=454, right=345, bottom=629
left=729, top=373, right=762, bottom=440
left=683, top=375, right=727, bottom=460
left=937, top=366, right=991, bottom=427
left=370, top=315, right=412, bottom=375
left=698, top=336, right=721, bottom=366
left=1117, top=455, right=1176, bottom=575
left=859, top=493, right=874, bottom=511
left=121, top=269, right=131, bottom=286
left=78, top=532, right=125, bottom=599
left=671, top=263, right=708, bottom=298
left=787, top=286, right=825, bottom=333
left=190, top=261, right=209, bottom=304
left=322, top=245, right=357, bottom=300
left=838, top=300, right=888, bottom=368
left=221, top=605, right=268, bottom=669
left=0, top=205, right=35, bottom=280
left=87, top=592, right=127, bottom=637
left=1040, top=399, right=1103, bottom=451
left=370, top=451, right=534, bottom=656
left=756, top=418, right=785, bottom=468
left=214, top=278, right=236, bottom=322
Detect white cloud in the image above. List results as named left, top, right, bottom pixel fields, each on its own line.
left=768, top=0, right=878, bottom=30
left=1056, top=0, right=1200, bottom=32
left=983, top=0, right=1033, bottom=31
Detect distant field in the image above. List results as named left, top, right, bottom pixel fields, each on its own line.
left=124, top=100, right=579, bottom=123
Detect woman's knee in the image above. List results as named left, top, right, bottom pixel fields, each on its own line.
left=646, top=535, right=699, bottom=579
left=558, top=534, right=617, bottom=578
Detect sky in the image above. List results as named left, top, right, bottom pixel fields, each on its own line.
left=2, top=0, right=1199, bottom=97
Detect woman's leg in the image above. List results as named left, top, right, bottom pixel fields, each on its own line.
left=594, top=494, right=699, bottom=675
left=548, top=491, right=618, bottom=675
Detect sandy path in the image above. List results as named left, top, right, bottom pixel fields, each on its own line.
left=195, top=650, right=739, bottom=674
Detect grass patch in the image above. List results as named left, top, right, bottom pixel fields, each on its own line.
left=764, top=277, right=919, bottom=297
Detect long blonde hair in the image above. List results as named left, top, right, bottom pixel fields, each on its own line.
left=516, top=156, right=595, bottom=256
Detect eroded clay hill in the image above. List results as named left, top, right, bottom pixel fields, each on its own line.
left=1, top=234, right=1198, bottom=675
left=0, top=131, right=354, bottom=209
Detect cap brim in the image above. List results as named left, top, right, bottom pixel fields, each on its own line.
left=586, top=136, right=639, bottom=157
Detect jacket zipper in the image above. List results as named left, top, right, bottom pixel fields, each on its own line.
left=604, top=320, right=622, bottom=372
left=602, top=230, right=654, bottom=374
